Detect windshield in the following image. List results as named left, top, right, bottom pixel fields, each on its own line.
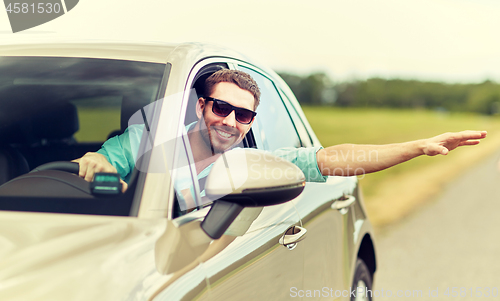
left=0, top=56, right=167, bottom=215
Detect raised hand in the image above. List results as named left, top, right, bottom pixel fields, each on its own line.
left=422, top=130, right=487, bottom=156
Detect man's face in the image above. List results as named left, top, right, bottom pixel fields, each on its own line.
left=196, top=82, right=255, bottom=154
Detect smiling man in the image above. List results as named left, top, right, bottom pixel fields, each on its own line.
left=75, top=69, right=487, bottom=195
left=187, top=71, right=259, bottom=175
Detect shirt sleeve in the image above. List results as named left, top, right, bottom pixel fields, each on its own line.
left=272, top=146, right=328, bottom=182
left=96, top=125, right=144, bottom=183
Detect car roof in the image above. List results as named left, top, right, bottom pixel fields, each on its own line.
left=0, top=41, right=251, bottom=64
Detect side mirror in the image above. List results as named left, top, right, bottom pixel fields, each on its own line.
left=201, top=149, right=305, bottom=239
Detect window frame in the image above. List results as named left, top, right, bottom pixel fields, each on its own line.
left=277, top=88, right=314, bottom=148
left=235, top=62, right=304, bottom=151
left=167, top=58, right=237, bottom=222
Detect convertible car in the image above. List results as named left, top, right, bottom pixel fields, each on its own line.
left=0, top=42, right=377, bottom=301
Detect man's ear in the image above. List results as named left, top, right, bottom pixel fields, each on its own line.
left=196, top=97, right=205, bottom=119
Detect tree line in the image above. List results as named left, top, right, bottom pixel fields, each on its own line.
left=278, top=72, right=500, bottom=115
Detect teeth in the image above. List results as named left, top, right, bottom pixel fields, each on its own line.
left=216, top=129, right=231, bottom=138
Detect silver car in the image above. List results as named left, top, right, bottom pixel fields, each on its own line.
left=0, top=42, right=377, bottom=301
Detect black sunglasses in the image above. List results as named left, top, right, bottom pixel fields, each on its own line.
left=204, top=97, right=257, bottom=124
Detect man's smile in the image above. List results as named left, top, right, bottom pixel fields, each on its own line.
left=212, top=126, right=238, bottom=140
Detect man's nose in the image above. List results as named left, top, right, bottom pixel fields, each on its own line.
left=221, top=110, right=237, bottom=127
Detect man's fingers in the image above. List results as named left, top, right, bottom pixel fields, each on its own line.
left=75, top=152, right=118, bottom=182
left=443, top=131, right=486, bottom=143
left=120, top=179, right=128, bottom=193
left=425, top=144, right=449, bottom=156
left=84, top=163, right=96, bottom=182
left=457, top=130, right=487, bottom=140
left=84, top=162, right=117, bottom=181
left=440, top=146, right=449, bottom=155
left=425, top=130, right=486, bottom=157
left=99, top=164, right=118, bottom=174
left=78, top=160, right=88, bottom=178
left=458, top=140, right=481, bottom=146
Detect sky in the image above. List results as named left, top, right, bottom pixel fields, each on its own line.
left=1, top=0, right=500, bottom=83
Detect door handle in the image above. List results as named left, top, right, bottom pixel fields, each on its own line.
left=279, top=226, right=307, bottom=250
left=331, top=194, right=356, bottom=213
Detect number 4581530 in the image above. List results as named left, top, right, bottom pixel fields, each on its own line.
left=6, top=3, right=61, bottom=14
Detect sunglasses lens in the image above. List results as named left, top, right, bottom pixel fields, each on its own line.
left=212, top=100, right=232, bottom=117
left=235, top=110, right=253, bottom=124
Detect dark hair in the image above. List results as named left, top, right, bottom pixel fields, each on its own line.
left=204, top=69, right=261, bottom=109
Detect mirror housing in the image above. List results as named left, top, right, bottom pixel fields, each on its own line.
left=201, top=149, right=305, bottom=239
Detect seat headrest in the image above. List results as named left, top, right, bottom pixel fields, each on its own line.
left=0, top=102, right=80, bottom=144
left=32, top=103, right=80, bottom=140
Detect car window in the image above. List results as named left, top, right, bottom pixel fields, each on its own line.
left=278, top=89, right=314, bottom=147
left=170, top=127, right=202, bottom=217
left=0, top=56, right=166, bottom=215
left=172, top=63, right=233, bottom=217
left=237, top=66, right=302, bottom=151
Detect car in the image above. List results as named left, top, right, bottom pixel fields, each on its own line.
left=0, top=41, right=377, bottom=300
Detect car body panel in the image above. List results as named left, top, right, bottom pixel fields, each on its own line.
left=0, top=211, right=174, bottom=300
left=295, top=177, right=358, bottom=300
left=0, top=41, right=376, bottom=300
left=0, top=42, right=176, bottom=63
left=189, top=205, right=304, bottom=300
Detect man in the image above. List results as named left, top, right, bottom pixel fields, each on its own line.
left=75, top=69, right=487, bottom=193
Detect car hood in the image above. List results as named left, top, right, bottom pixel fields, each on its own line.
left=0, top=211, right=169, bottom=301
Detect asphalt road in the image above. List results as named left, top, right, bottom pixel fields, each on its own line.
left=373, top=149, right=500, bottom=301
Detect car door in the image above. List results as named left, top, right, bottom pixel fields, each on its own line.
left=238, top=64, right=357, bottom=300
left=126, top=68, right=211, bottom=300
left=280, top=88, right=359, bottom=300
left=155, top=59, right=306, bottom=301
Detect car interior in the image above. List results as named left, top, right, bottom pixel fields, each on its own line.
left=0, top=56, right=166, bottom=215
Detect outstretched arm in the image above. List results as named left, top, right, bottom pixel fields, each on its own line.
left=316, top=130, right=487, bottom=176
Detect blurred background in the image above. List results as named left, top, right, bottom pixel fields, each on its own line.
left=2, top=0, right=500, bottom=297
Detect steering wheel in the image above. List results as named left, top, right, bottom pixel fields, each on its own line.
left=0, top=161, right=92, bottom=198
left=30, top=161, right=80, bottom=174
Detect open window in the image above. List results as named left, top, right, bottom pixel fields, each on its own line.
left=172, top=63, right=260, bottom=218
left=236, top=65, right=302, bottom=151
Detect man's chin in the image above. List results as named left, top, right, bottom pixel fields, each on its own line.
left=210, top=139, right=240, bottom=154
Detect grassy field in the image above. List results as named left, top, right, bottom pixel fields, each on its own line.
left=302, top=106, right=500, bottom=226
left=73, top=107, right=120, bottom=142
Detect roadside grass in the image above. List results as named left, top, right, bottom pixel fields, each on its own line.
left=74, top=108, right=120, bottom=142
left=302, top=106, right=500, bottom=226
